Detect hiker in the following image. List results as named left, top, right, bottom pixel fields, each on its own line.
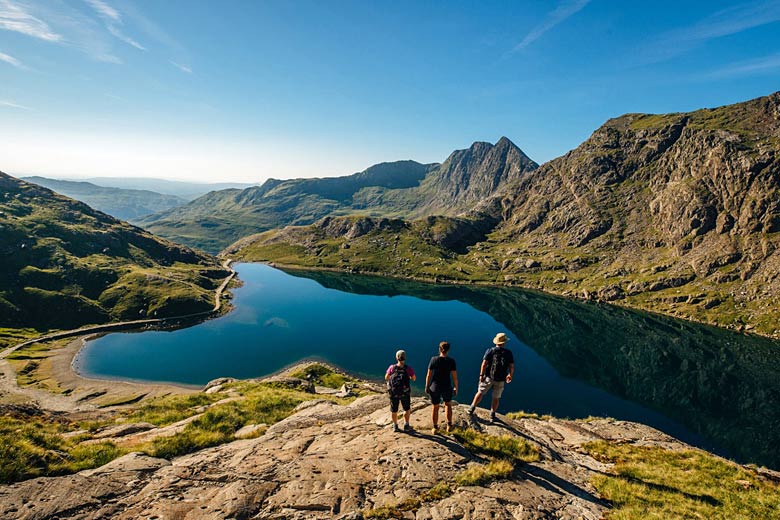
left=425, top=341, right=458, bottom=434
left=468, top=332, right=514, bottom=422
left=385, top=349, right=416, bottom=432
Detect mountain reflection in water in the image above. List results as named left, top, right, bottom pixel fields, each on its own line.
left=288, top=268, right=780, bottom=470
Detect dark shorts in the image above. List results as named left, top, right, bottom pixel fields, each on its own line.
left=429, top=387, right=453, bottom=404
left=389, top=393, right=411, bottom=413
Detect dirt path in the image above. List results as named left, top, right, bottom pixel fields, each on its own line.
left=0, top=260, right=236, bottom=411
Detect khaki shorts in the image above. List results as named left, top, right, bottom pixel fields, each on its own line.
left=477, top=377, right=505, bottom=399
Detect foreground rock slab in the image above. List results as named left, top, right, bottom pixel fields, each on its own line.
left=0, top=395, right=689, bottom=519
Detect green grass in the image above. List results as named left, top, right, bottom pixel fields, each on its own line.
left=144, top=381, right=321, bottom=459
left=0, top=415, right=125, bottom=483
left=289, top=363, right=354, bottom=389
left=126, top=392, right=220, bottom=426
left=583, top=441, right=780, bottom=519
left=506, top=410, right=553, bottom=421
left=451, top=428, right=540, bottom=463
left=454, top=459, right=515, bottom=486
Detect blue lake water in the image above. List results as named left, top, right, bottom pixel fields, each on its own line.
left=77, top=263, right=780, bottom=468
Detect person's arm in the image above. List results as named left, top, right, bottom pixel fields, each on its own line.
left=452, top=370, right=458, bottom=395
left=409, top=366, right=416, bottom=382
left=479, top=359, right=488, bottom=381
left=384, top=365, right=392, bottom=381
left=506, top=363, right=514, bottom=383
left=425, top=369, right=432, bottom=393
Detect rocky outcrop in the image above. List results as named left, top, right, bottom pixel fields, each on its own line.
left=0, top=393, right=697, bottom=520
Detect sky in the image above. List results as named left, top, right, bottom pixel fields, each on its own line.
left=1, top=0, right=779, bottom=183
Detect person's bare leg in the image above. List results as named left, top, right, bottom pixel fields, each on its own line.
left=392, top=411, right=399, bottom=424
left=471, top=390, right=484, bottom=408
left=432, top=404, right=440, bottom=428
left=445, top=402, right=453, bottom=425
left=404, top=408, right=411, bottom=425
left=491, top=397, right=499, bottom=412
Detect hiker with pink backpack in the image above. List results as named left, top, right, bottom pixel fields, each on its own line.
left=386, top=349, right=416, bottom=432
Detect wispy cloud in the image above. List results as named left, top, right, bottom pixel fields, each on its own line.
left=0, top=50, right=25, bottom=69
left=84, top=0, right=146, bottom=51
left=708, top=52, right=780, bottom=79
left=509, top=0, right=590, bottom=54
left=0, top=99, right=31, bottom=110
left=643, top=0, right=780, bottom=63
left=0, top=0, right=62, bottom=41
left=84, top=0, right=119, bottom=21
left=171, top=61, right=192, bottom=74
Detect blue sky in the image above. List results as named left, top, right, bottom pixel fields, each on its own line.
left=1, top=0, right=779, bottom=182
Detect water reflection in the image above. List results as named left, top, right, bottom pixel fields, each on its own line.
left=288, top=269, right=780, bottom=469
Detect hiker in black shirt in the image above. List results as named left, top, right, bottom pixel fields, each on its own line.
left=468, top=332, right=514, bottom=423
left=425, top=341, right=458, bottom=434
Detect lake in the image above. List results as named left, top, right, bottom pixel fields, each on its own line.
left=77, top=263, right=780, bottom=469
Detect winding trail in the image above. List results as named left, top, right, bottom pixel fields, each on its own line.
left=0, top=259, right=237, bottom=410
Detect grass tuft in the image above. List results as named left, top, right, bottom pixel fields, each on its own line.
left=583, top=441, right=780, bottom=519
left=451, top=428, right=540, bottom=463
left=454, top=459, right=515, bottom=486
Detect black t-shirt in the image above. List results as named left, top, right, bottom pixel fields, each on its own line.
left=483, top=346, right=514, bottom=380
left=428, top=356, right=456, bottom=391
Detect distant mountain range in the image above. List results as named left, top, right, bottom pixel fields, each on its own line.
left=228, top=92, right=780, bottom=337
left=0, top=172, right=228, bottom=341
left=139, top=139, right=537, bottom=252
left=22, top=177, right=187, bottom=221
left=80, top=177, right=257, bottom=200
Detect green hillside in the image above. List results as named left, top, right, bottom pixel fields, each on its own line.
left=0, top=173, right=229, bottom=348
left=21, top=177, right=186, bottom=221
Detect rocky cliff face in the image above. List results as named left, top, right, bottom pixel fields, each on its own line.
left=487, top=92, right=780, bottom=333
left=413, top=136, right=538, bottom=216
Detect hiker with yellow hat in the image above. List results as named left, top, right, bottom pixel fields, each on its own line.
left=468, top=332, right=514, bottom=423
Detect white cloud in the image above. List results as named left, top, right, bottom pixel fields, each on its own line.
left=0, top=50, right=24, bottom=68
left=171, top=61, right=192, bottom=74
left=0, top=0, right=62, bottom=41
left=0, top=99, right=30, bottom=110
left=509, top=0, right=590, bottom=53
left=84, top=0, right=146, bottom=51
left=84, top=0, right=119, bottom=22
left=107, top=24, right=145, bottom=50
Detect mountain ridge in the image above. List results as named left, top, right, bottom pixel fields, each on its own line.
left=139, top=139, right=536, bottom=252
left=228, top=92, right=780, bottom=337
left=21, top=176, right=187, bottom=221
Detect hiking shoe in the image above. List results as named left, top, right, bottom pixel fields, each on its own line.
left=393, top=423, right=400, bottom=432
left=490, top=412, right=497, bottom=423
left=403, top=422, right=412, bottom=432
left=431, top=427, right=439, bottom=435
left=467, top=406, right=475, bottom=416
left=445, top=423, right=453, bottom=433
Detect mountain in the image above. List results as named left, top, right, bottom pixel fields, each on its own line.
left=139, top=140, right=537, bottom=253
left=21, top=177, right=186, bottom=221
left=230, top=92, right=780, bottom=337
left=82, top=177, right=257, bottom=200
left=0, top=172, right=229, bottom=342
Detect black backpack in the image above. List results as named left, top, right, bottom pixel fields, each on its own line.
left=489, top=347, right=510, bottom=380
left=387, top=365, right=410, bottom=397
